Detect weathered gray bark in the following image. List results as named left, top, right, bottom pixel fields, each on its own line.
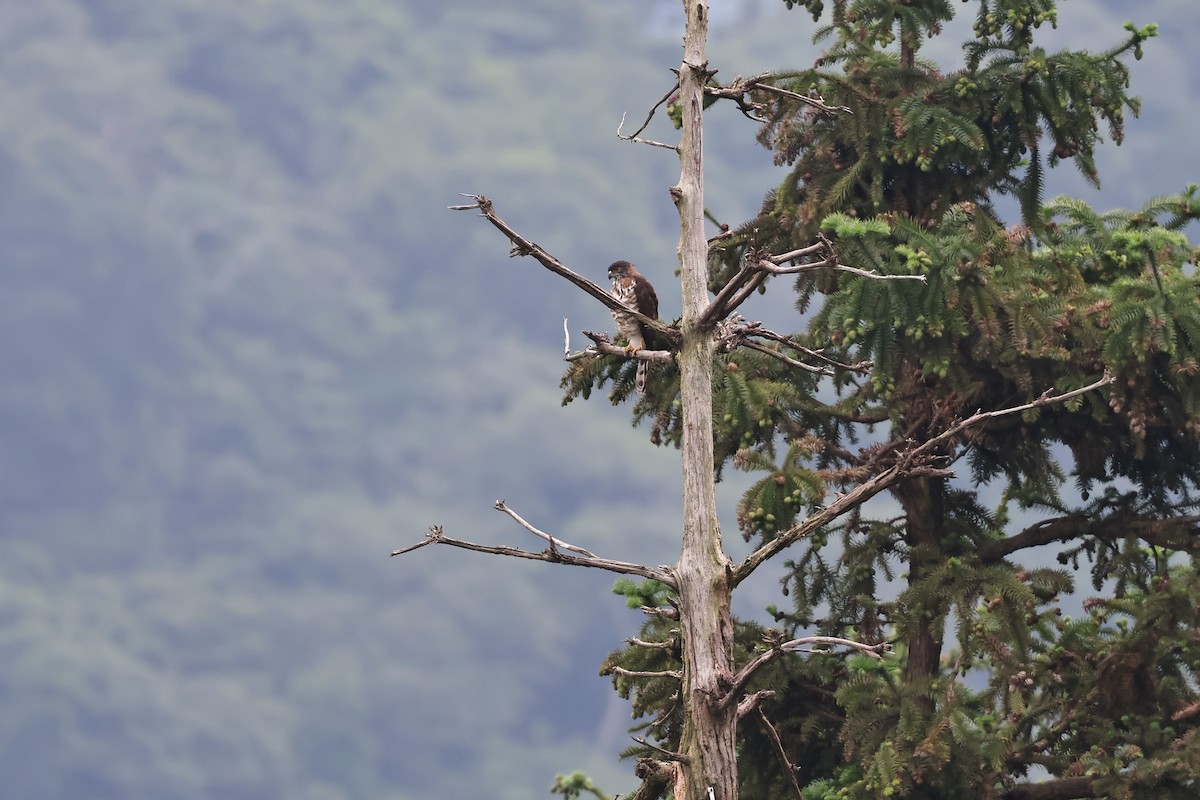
left=670, top=3, right=739, bottom=800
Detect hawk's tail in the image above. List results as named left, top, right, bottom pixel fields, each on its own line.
left=635, top=361, right=650, bottom=394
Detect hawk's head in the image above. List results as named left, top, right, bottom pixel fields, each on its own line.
left=607, top=260, right=635, bottom=281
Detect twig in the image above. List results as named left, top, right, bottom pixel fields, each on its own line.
left=450, top=195, right=679, bottom=344
left=563, top=318, right=570, bottom=359
left=495, top=500, right=597, bottom=558
left=392, top=525, right=675, bottom=585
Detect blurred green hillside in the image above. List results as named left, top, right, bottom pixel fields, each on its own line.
left=1, top=1, right=1196, bottom=799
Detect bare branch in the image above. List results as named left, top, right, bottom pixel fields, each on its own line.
left=610, top=666, right=683, bottom=680
left=389, top=533, right=438, bottom=556
left=449, top=195, right=679, bottom=343
left=702, top=73, right=852, bottom=121
left=701, top=232, right=925, bottom=329
left=618, top=111, right=681, bottom=152
left=633, top=737, right=689, bottom=763
left=934, top=374, right=1114, bottom=439
left=725, top=632, right=890, bottom=704
left=700, top=265, right=768, bottom=328
left=494, top=500, right=597, bottom=558
left=739, top=340, right=832, bottom=375
left=617, top=79, right=682, bottom=149
left=701, top=72, right=772, bottom=122
left=392, top=525, right=675, bottom=585
left=980, top=511, right=1200, bottom=563
left=747, top=325, right=873, bottom=373
left=735, top=690, right=774, bottom=719
left=700, top=240, right=828, bottom=328
left=627, top=636, right=679, bottom=650
left=641, top=605, right=680, bottom=620
left=732, top=373, right=1115, bottom=585
left=754, top=707, right=804, bottom=800
left=580, top=331, right=676, bottom=363
left=563, top=318, right=570, bottom=359
left=751, top=81, right=852, bottom=115
left=731, top=460, right=910, bottom=586
left=759, top=259, right=927, bottom=282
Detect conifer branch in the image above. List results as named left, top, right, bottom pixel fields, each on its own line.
left=392, top=525, right=674, bottom=584
left=448, top=195, right=679, bottom=343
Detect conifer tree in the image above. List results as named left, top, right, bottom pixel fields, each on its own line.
left=564, top=2, right=1200, bottom=798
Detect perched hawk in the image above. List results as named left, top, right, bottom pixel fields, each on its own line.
left=607, top=260, right=659, bottom=393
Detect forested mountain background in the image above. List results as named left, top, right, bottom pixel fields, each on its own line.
left=1, top=1, right=1196, bottom=799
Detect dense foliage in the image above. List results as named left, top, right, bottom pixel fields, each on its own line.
left=572, top=2, right=1200, bottom=798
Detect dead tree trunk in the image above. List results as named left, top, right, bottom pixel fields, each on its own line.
left=670, top=3, right=739, bottom=800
